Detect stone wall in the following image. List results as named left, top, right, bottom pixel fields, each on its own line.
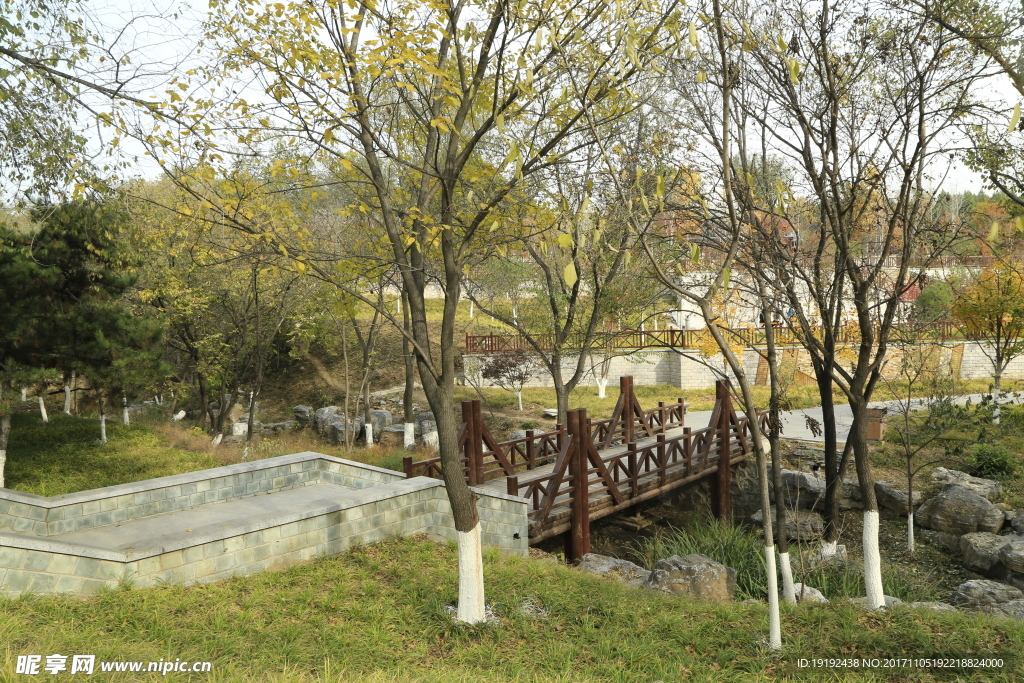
left=465, top=340, right=1024, bottom=391
left=0, top=453, right=527, bottom=597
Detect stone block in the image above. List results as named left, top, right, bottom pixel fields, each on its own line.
left=137, top=556, right=161, bottom=576
left=54, top=575, right=84, bottom=594
left=642, top=554, right=737, bottom=601
left=23, top=551, right=51, bottom=572
left=952, top=579, right=1023, bottom=607
left=959, top=532, right=1012, bottom=574
left=3, top=569, right=33, bottom=593
left=47, top=554, right=78, bottom=575
left=160, top=550, right=184, bottom=571
left=917, top=485, right=1005, bottom=534
left=931, top=468, right=1002, bottom=501
left=182, top=546, right=205, bottom=565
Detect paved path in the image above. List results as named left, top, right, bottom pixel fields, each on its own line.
left=684, top=393, right=1024, bottom=444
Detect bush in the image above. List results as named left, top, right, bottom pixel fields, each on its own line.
left=967, top=443, right=1017, bottom=478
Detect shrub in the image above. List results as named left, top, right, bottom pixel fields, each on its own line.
left=967, top=443, right=1017, bottom=478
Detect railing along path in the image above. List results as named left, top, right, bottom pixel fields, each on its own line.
left=404, top=376, right=766, bottom=560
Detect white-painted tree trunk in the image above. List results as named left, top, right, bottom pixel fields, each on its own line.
left=0, top=448, right=6, bottom=487
left=172, top=410, right=186, bottom=421
left=99, top=414, right=107, bottom=444
left=456, top=523, right=486, bottom=624
left=38, top=395, right=48, bottom=423
left=20, top=387, right=26, bottom=402
left=596, top=377, right=608, bottom=398
left=403, top=422, right=415, bottom=448
left=364, top=423, right=374, bottom=445
left=765, top=546, right=781, bottom=649
left=993, top=373, right=1002, bottom=425
left=516, top=391, right=523, bottom=411
left=211, top=433, right=223, bottom=446
left=779, top=551, right=796, bottom=604
left=863, top=510, right=885, bottom=609
left=468, top=300, right=473, bottom=318
left=907, top=510, right=915, bottom=555
left=122, top=397, right=130, bottom=426
left=64, top=377, right=72, bottom=415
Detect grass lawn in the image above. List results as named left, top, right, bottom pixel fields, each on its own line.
left=1, top=535, right=1021, bottom=682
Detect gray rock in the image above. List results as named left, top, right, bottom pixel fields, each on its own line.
left=931, top=467, right=1002, bottom=501
left=838, top=477, right=864, bottom=511
left=849, top=595, right=904, bottom=610
left=414, top=411, right=435, bottom=434
left=261, top=421, right=295, bottom=433
left=799, top=544, right=849, bottom=568
left=790, top=583, right=829, bottom=604
left=510, top=430, right=527, bottom=441
left=422, top=430, right=439, bottom=450
left=379, top=424, right=407, bottom=448
left=909, top=601, right=957, bottom=612
left=751, top=508, right=823, bottom=541
left=993, top=599, right=1024, bottom=619
left=999, top=537, right=1024, bottom=574
left=875, top=481, right=923, bottom=515
left=777, top=469, right=826, bottom=509
left=1012, top=510, right=1024, bottom=534
left=577, top=553, right=651, bottom=588
left=952, top=579, right=1023, bottom=607
left=915, top=485, right=1005, bottom=535
left=918, top=529, right=961, bottom=552
left=959, top=532, right=1013, bottom=574
left=315, top=406, right=344, bottom=433
left=642, top=554, right=737, bottom=601
left=368, top=409, right=393, bottom=435
left=327, top=418, right=363, bottom=445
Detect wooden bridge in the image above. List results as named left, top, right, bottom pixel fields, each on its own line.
left=404, top=376, right=765, bottom=560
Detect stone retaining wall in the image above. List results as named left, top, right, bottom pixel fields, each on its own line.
left=0, top=453, right=527, bottom=597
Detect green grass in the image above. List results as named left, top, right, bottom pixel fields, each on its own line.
left=0, top=535, right=1021, bottom=682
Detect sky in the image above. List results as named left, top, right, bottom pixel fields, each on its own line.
left=69, top=0, right=1012, bottom=195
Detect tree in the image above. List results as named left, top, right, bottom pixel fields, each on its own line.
left=951, top=262, right=1024, bottom=424
left=480, top=351, right=540, bottom=411
left=134, top=0, right=684, bottom=624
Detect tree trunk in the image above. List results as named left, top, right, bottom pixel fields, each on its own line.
left=850, top=401, right=884, bottom=609
left=816, top=368, right=842, bottom=554
left=197, top=372, right=210, bottom=431
left=596, top=377, right=608, bottom=398
left=38, top=394, right=48, bottom=423
left=20, top=386, right=26, bottom=402
left=516, top=391, right=523, bottom=412
left=993, top=371, right=1002, bottom=425
left=122, top=394, right=130, bottom=426
left=0, top=380, right=10, bottom=487
left=403, top=288, right=416, bottom=449
left=63, top=373, right=73, bottom=415
left=765, top=321, right=795, bottom=604
left=99, top=395, right=108, bottom=445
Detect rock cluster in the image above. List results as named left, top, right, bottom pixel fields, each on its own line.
left=578, top=553, right=737, bottom=601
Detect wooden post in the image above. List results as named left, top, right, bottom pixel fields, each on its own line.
left=402, top=456, right=413, bottom=478
left=628, top=442, right=638, bottom=498
left=461, top=401, right=477, bottom=486
left=525, top=430, right=536, bottom=470
left=472, top=400, right=485, bottom=483
left=713, top=381, right=732, bottom=521
left=657, top=433, right=667, bottom=486
left=566, top=409, right=591, bottom=563
left=658, top=401, right=666, bottom=433
left=507, top=476, right=519, bottom=497
left=683, top=427, right=692, bottom=476
left=620, top=376, right=634, bottom=443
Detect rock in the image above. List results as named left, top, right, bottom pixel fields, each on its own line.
left=915, top=485, right=1005, bottom=535
left=1012, top=511, right=1024, bottom=534
left=261, top=421, right=295, bottom=434
left=171, top=409, right=186, bottom=422
left=327, top=418, right=363, bottom=445
left=799, top=544, right=849, bottom=568
left=422, top=430, right=439, bottom=450
left=380, top=424, right=407, bottom=448
left=578, top=553, right=651, bottom=588
left=642, top=554, right=737, bottom=601
left=999, top=537, right=1024, bottom=574
left=790, top=583, right=829, bottom=604
left=292, top=405, right=315, bottom=427
left=751, top=508, right=823, bottom=541
left=952, top=579, right=1023, bottom=607
left=838, top=477, right=863, bottom=511
left=992, top=599, right=1024, bottom=619
left=368, top=409, right=393, bottom=436
left=414, top=411, right=435, bottom=435
left=791, top=446, right=826, bottom=469
left=315, top=406, right=344, bottom=434
left=875, top=481, right=923, bottom=514
left=542, top=408, right=558, bottom=418
left=959, top=532, right=1013, bottom=574
left=918, top=529, right=961, bottom=552
left=230, top=421, right=249, bottom=436
left=849, top=595, right=904, bottom=610
left=510, top=430, right=527, bottom=441
left=931, top=467, right=1002, bottom=501
left=777, top=469, right=826, bottom=509
left=909, top=601, right=957, bottom=612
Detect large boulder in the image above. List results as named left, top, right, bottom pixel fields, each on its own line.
left=751, top=508, right=823, bottom=541
left=915, top=485, right=1005, bottom=535
left=315, top=406, right=344, bottom=434
left=849, top=595, right=904, bottom=610
left=642, top=554, right=737, bottom=601
left=1012, top=510, right=1024, bottom=535
left=327, top=418, right=363, bottom=445
left=999, top=537, right=1024, bottom=574
left=379, top=424, right=407, bottom=449
left=261, top=420, right=294, bottom=434
left=578, top=553, right=651, bottom=589
left=368, top=409, right=393, bottom=435
left=292, top=405, right=314, bottom=427
left=777, top=469, right=826, bottom=509
left=952, top=579, right=1023, bottom=607
left=875, top=481, right=923, bottom=515
left=414, top=411, right=435, bottom=435
left=838, top=477, right=864, bottom=511
left=991, top=599, right=1024, bottom=619
left=931, top=467, right=1002, bottom=501
left=959, top=532, right=1012, bottom=574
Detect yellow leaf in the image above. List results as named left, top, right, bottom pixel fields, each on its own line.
left=563, top=262, right=578, bottom=288
left=557, top=233, right=575, bottom=249
left=988, top=220, right=1001, bottom=243
left=689, top=21, right=698, bottom=48
left=696, top=71, right=707, bottom=83
left=1010, top=104, right=1021, bottom=133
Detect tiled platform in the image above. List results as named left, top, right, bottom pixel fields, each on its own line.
left=0, top=452, right=527, bottom=596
